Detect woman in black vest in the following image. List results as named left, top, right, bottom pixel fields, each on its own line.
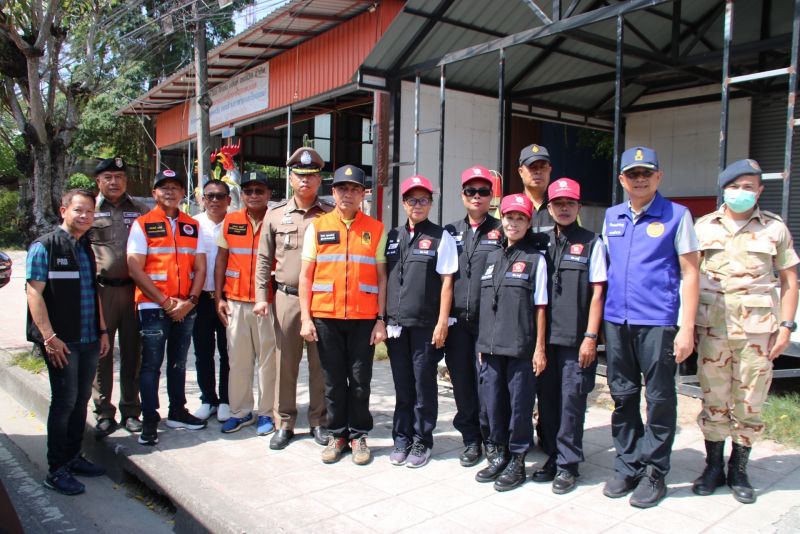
left=475, top=194, right=548, bottom=491
left=385, top=175, right=458, bottom=469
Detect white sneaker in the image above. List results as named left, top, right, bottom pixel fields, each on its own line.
left=193, top=403, right=217, bottom=421
left=217, top=403, right=231, bottom=422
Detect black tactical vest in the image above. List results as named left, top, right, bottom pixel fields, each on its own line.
left=445, top=215, right=502, bottom=326
left=476, top=238, right=544, bottom=357
left=26, top=228, right=98, bottom=344
left=386, top=218, right=445, bottom=328
left=545, top=223, right=600, bottom=347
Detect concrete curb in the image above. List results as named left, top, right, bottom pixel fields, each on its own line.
left=0, top=348, right=273, bottom=534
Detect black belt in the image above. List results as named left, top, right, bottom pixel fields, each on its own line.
left=277, top=283, right=298, bottom=296
left=97, top=276, right=134, bottom=287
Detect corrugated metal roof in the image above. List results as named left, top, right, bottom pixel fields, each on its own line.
left=121, top=0, right=378, bottom=115
left=361, top=0, right=797, bottom=118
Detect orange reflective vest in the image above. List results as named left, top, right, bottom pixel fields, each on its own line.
left=222, top=208, right=263, bottom=303
left=133, top=206, right=199, bottom=304
left=310, top=210, right=384, bottom=319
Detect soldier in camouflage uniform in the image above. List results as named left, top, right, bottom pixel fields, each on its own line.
left=693, top=159, right=799, bottom=504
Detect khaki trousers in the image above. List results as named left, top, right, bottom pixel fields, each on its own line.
left=93, top=284, right=141, bottom=420
left=273, top=289, right=327, bottom=429
left=226, top=300, right=277, bottom=419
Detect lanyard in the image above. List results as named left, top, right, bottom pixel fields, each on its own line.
left=551, top=230, right=569, bottom=294
left=491, top=246, right=522, bottom=311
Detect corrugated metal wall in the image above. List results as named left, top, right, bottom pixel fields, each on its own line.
left=155, top=0, right=403, bottom=148
left=749, top=93, right=800, bottom=252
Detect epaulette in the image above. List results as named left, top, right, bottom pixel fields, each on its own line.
left=761, top=210, right=784, bottom=222
left=270, top=199, right=289, bottom=208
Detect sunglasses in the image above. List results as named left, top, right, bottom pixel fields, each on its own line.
left=242, top=188, right=267, bottom=196
left=623, top=170, right=655, bottom=179
left=204, top=193, right=228, bottom=201
left=404, top=197, right=431, bottom=207
left=462, top=187, right=492, bottom=197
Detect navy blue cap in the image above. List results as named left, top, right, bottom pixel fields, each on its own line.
left=240, top=170, right=271, bottom=188
left=519, top=144, right=550, bottom=166
left=332, top=165, right=366, bottom=187
left=94, top=157, right=126, bottom=175
left=153, top=169, right=182, bottom=188
left=621, top=146, right=659, bottom=172
left=719, top=159, right=762, bottom=188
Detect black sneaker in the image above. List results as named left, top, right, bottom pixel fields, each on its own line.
left=603, top=474, right=640, bottom=498
left=459, top=443, right=483, bottom=467
left=68, top=455, right=105, bottom=477
left=629, top=467, right=667, bottom=508
left=44, top=466, right=85, bottom=495
left=138, top=418, right=159, bottom=446
left=166, top=409, right=207, bottom=430
left=531, top=455, right=557, bottom=482
left=122, top=417, right=143, bottom=434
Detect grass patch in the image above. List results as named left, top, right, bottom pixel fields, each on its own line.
left=763, top=392, right=800, bottom=447
left=374, top=342, right=388, bottom=361
left=10, top=350, right=46, bottom=374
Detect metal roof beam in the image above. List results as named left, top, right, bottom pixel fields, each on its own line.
left=643, top=5, right=717, bottom=53
left=521, top=0, right=552, bottom=25
left=511, top=64, right=659, bottom=96
left=288, top=11, right=348, bottom=22
left=677, top=2, right=723, bottom=57
left=391, top=0, right=456, bottom=73
left=237, top=42, right=290, bottom=50
left=623, top=19, right=661, bottom=54
left=437, top=0, right=671, bottom=67
left=261, top=29, right=316, bottom=37
left=217, top=54, right=262, bottom=60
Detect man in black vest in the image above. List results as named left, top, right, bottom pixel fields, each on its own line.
left=444, top=165, right=502, bottom=467
left=26, top=189, right=111, bottom=495
left=532, top=178, right=607, bottom=494
left=385, top=175, right=458, bottom=469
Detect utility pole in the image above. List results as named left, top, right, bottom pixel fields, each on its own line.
left=193, top=0, right=212, bottom=192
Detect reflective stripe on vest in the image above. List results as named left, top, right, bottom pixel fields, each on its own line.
left=310, top=211, right=384, bottom=319
left=134, top=206, right=199, bottom=304
left=48, top=271, right=80, bottom=279
left=222, top=209, right=262, bottom=302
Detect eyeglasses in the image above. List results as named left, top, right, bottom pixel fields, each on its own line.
left=462, top=187, right=492, bottom=197
left=404, top=197, right=431, bottom=207
left=623, top=170, right=655, bottom=179
left=242, top=188, right=267, bottom=196
left=98, top=174, right=126, bottom=183
left=204, top=193, right=228, bottom=201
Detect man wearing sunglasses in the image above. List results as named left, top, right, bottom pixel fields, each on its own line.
left=215, top=171, right=277, bottom=436
left=601, top=146, right=699, bottom=508
left=443, top=165, right=502, bottom=468
left=191, top=180, right=232, bottom=425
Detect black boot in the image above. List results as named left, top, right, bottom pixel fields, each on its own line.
left=484, top=442, right=498, bottom=463
left=475, top=446, right=509, bottom=483
left=494, top=453, right=527, bottom=492
left=692, top=440, right=726, bottom=496
left=728, top=443, right=755, bottom=504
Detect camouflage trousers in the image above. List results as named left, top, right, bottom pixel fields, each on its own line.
left=696, top=330, right=773, bottom=447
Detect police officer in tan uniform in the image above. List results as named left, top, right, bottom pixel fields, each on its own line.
left=693, top=159, right=799, bottom=504
left=255, top=147, right=333, bottom=450
left=87, top=157, right=148, bottom=437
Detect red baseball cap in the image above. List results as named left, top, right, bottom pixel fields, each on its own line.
left=548, top=177, right=581, bottom=201
left=461, top=165, right=493, bottom=186
left=401, top=175, right=434, bottom=196
left=500, top=194, right=533, bottom=219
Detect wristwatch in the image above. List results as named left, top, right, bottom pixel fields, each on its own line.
left=376, top=315, right=386, bottom=322
left=583, top=332, right=598, bottom=340
left=188, top=294, right=199, bottom=306
left=779, top=320, right=797, bottom=332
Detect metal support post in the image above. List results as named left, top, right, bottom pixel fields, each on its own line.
left=718, top=0, right=734, bottom=207
left=781, top=0, right=800, bottom=219
left=438, top=64, right=446, bottom=224
left=414, top=75, right=421, bottom=175
left=497, top=48, right=506, bottom=178
left=286, top=105, right=292, bottom=200
left=612, top=14, right=624, bottom=206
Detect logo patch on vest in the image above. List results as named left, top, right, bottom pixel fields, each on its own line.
left=362, top=231, right=371, bottom=245
left=144, top=222, right=167, bottom=237
left=481, top=263, right=495, bottom=280
left=606, top=221, right=627, bottom=237
left=506, top=261, right=531, bottom=279
left=123, top=212, right=141, bottom=218
left=56, top=256, right=70, bottom=266
left=227, top=223, right=248, bottom=236
left=418, top=239, right=432, bottom=250
left=569, top=244, right=584, bottom=255
left=646, top=222, right=665, bottom=238
left=487, top=229, right=501, bottom=240
left=318, top=231, right=340, bottom=245
left=94, top=212, right=111, bottom=218
left=179, top=223, right=197, bottom=238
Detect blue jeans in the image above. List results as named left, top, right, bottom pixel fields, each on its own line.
left=45, top=341, right=100, bottom=472
left=139, top=308, right=197, bottom=421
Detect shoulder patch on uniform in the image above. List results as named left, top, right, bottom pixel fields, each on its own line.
left=272, top=199, right=289, bottom=208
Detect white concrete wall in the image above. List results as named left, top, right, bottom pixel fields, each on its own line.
left=625, top=91, right=752, bottom=198
left=388, top=81, right=500, bottom=226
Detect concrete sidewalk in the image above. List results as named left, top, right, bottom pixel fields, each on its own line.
left=2, top=346, right=800, bottom=534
